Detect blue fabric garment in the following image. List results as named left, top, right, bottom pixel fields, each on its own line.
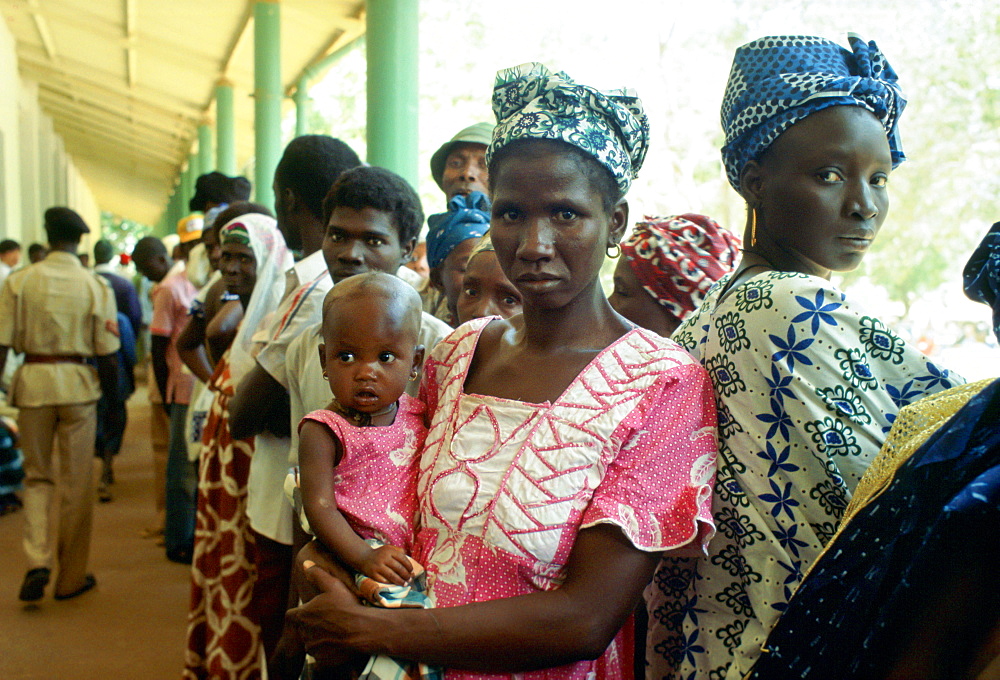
left=98, top=270, right=143, bottom=339
left=720, top=34, right=907, bottom=192
left=0, top=417, right=24, bottom=495
left=164, top=403, right=197, bottom=560
left=964, top=221, right=1000, bottom=341
left=649, top=271, right=962, bottom=680
left=425, top=191, right=491, bottom=269
left=94, top=313, right=137, bottom=459
left=746, top=378, right=1000, bottom=680
left=487, top=62, right=649, bottom=194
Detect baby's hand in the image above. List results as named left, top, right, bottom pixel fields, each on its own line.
left=360, top=544, right=414, bottom=586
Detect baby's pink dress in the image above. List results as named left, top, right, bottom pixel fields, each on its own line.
left=415, top=318, right=718, bottom=680
left=301, top=393, right=426, bottom=552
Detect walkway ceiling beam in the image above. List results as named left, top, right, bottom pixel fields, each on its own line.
left=54, top=142, right=179, bottom=176
left=124, top=0, right=137, bottom=88
left=220, top=3, right=255, bottom=77
left=34, top=80, right=191, bottom=138
left=52, top=120, right=180, bottom=169
left=23, top=0, right=215, bottom=78
left=38, top=83, right=189, bottom=147
left=26, top=0, right=57, bottom=59
left=1, top=0, right=369, bottom=225
left=18, top=49, right=203, bottom=123
left=53, top=120, right=184, bottom=167
left=286, top=8, right=366, bottom=96
left=36, top=91, right=186, bottom=160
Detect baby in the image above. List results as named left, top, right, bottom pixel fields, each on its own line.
left=297, top=271, right=426, bottom=586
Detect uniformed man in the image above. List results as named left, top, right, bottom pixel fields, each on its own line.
left=0, top=207, right=120, bottom=602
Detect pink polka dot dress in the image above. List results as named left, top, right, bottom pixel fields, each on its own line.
left=301, top=393, right=426, bottom=552
left=415, top=318, right=718, bottom=680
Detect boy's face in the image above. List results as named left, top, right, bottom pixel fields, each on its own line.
left=456, top=249, right=523, bottom=325
left=1, top=249, right=20, bottom=267
left=321, top=206, right=414, bottom=284
left=318, top=297, right=423, bottom=414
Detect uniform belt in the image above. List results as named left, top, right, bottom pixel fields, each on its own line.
left=23, top=354, right=87, bottom=364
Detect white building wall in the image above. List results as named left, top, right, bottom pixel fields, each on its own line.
left=1, top=16, right=101, bottom=248
left=0, top=16, right=21, bottom=241
left=19, top=81, right=42, bottom=243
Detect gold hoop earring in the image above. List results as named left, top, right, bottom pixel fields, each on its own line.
left=750, top=206, right=758, bottom=247
left=607, top=242, right=622, bottom=259
left=408, top=370, right=419, bottom=382
left=322, top=369, right=328, bottom=379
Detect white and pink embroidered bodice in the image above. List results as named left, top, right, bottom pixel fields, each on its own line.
left=414, top=317, right=718, bottom=680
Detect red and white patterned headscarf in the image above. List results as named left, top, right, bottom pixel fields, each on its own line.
left=621, top=214, right=741, bottom=320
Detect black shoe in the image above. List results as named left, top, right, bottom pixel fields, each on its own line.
left=18, top=567, right=51, bottom=602
left=54, top=574, right=97, bottom=600
left=166, top=548, right=192, bottom=565
left=0, top=494, right=22, bottom=516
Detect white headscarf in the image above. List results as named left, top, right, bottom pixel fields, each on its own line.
left=218, top=213, right=293, bottom=383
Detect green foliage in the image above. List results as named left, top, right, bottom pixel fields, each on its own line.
left=100, top=211, right=151, bottom=258
left=300, top=0, right=1000, bottom=323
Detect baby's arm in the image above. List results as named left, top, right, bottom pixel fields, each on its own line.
left=298, top=420, right=414, bottom=586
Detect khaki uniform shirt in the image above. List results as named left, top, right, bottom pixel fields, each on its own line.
left=0, top=251, right=120, bottom=407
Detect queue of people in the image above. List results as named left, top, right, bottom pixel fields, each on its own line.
left=0, top=30, right=996, bottom=680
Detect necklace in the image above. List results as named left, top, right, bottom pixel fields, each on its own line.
left=331, top=400, right=398, bottom=426
left=716, top=250, right=779, bottom=303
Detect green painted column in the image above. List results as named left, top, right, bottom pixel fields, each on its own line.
left=198, top=122, right=214, bottom=177
left=166, top=189, right=180, bottom=234
left=155, top=201, right=169, bottom=237
left=294, top=76, right=309, bottom=138
left=367, top=0, right=419, bottom=187
left=183, top=156, right=197, bottom=213
left=254, top=0, right=281, bottom=210
left=216, top=79, right=237, bottom=175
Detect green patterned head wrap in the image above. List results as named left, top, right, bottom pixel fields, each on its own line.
left=486, top=62, right=649, bottom=194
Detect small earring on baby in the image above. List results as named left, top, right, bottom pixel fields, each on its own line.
left=322, top=369, right=328, bottom=379
left=409, top=369, right=419, bottom=382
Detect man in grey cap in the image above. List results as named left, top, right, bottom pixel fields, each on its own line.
left=429, top=122, right=494, bottom=202
left=0, top=207, right=120, bottom=602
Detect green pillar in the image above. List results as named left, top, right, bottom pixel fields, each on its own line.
left=173, top=185, right=183, bottom=228
left=367, top=0, right=419, bottom=187
left=294, top=76, right=310, bottom=138
left=166, top=189, right=180, bottom=235
left=198, top=122, right=214, bottom=177
left=254, top=0, right=281, bottom=210
left=182, top=156, right=197, bottom=213
left=216, top=79, right=237, bottom=175
left=155, top=202, right=169, bottom=237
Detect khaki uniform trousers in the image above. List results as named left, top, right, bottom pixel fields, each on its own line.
left=150, top=402, right=169, bottom=527
left=18, top=401, right=97, bottom=596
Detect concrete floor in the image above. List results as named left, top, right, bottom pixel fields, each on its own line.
left=0, top=387, right=192, bottom=680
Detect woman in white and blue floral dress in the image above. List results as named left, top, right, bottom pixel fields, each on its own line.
left=645, top=35, right=963, bottom=680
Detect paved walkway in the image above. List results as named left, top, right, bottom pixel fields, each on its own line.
left=0, top=386, right=192, bottom=680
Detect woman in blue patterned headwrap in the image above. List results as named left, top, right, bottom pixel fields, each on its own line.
left=290, top=62, right=718, bottom=680
left=745, top=221, right=1000, bottom=679
left=424, top=191, right=492, bottom=326
left=646, top=35, right=963, bottom=680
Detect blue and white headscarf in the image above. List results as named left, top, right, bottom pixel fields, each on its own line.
left=964, top=221, right=1000, bottom=342
left=425, top=191, right=491, bottom=269
left=721, top=34, right=907, bottom=192
left=487, top=62, right=649, bottom=195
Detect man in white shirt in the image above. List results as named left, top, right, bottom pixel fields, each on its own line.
left=227, top=135, right=362, bottom=664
